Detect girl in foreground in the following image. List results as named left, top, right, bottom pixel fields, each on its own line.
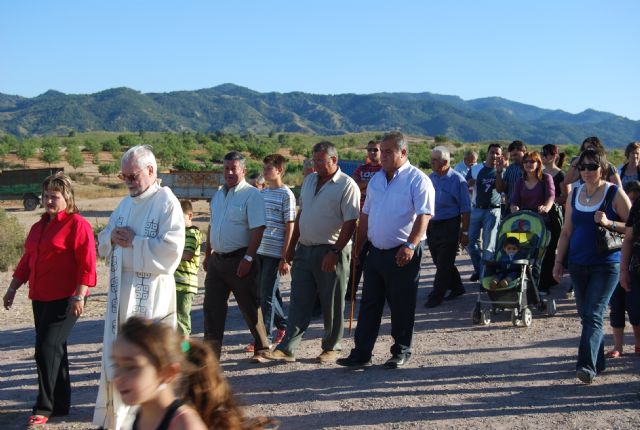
left=112, top=316, right=273, bottom=430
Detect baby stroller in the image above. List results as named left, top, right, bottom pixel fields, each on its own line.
left=471, top=210, right=557, bottom=327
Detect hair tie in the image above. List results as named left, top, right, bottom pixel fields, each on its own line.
left=181, top=340, right=191, bottom=353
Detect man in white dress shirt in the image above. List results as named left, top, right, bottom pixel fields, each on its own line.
left=337, top=131, right=435, bottom=369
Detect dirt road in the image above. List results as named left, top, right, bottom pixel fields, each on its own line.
left=1, top=198, right=639, bottom=429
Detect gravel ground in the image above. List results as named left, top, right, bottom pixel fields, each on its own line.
left=1, top=198, right=639, bottom=429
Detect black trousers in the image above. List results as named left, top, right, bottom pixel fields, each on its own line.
left=203, top=252, right=270, bottom=358
left=32, top=298, right=79, bottom=417
left=351, top=244, right=422, bottom=361
left=427, top=216, right=464, bottom=301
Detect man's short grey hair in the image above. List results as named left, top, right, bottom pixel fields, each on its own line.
left=432, top=146, right=450, bottom=162
left=121, top=145, right=157, bottom=172
left=312, top=141, right=338, bottom=158
left=223, top=151, right=246, bottom=168
left=382, top=131, right=408, bottom=151
left=464, top=150, right=478, bottom=159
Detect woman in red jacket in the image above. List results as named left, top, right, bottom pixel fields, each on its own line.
left=3, top=172, right=97, bottom=426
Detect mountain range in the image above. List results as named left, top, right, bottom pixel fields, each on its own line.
left=1, top=84, right=638, bottom=147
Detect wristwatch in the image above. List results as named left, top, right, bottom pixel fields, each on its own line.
left=404, top=242, right=416, bottom=251
left=243, top=255, right=253, bottom=263
left=70, top=295, right=84, bottom=302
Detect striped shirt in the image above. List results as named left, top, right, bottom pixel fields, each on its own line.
left=257, top=186, right=297, bottom=258
left=174, top=226, right=202, bottom=294
left=503, top=163, right=523, bottom=204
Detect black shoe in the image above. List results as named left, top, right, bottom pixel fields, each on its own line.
left=444, top=289, right=466, bottom=301
left=384, top=355, right=409, bottom=369
left=336, top=355, right=372, bottom=368
left=469, top=272, right=479, bottom=282
left=424, top=299, right=442, bottom=308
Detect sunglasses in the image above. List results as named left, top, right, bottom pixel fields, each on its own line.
left=367, top=148, right=380, bottom=153
left=577, top=163, right=600, bottom=172
left=118, top=170, right=144, bottom=182
left=523, top=159, right=537, bottom=164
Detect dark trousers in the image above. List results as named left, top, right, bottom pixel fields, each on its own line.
left=351, top=244, right=422, bottom=361
left=345, top=240, right=371, bottom=299
left=427, top=217, right=463, bottom=301
left=32, top=298, right=79, bottom=417
left=257, top=254, right=287, bottom=340
left=203, top=252, right=270, bottom=357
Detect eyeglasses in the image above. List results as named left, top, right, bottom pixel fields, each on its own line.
left=523, top=160, right=537, bottom=165
left=367, top=148, right=380, bottom=153
left=118, top=170, right=144, bottom=182
left=577, top=163, right=600, bottom=172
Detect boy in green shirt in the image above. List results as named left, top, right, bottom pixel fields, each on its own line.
left=174, top=200, right=202, bottom=336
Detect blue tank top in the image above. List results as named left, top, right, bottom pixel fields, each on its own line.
left=569, top=183, right=621, bottom=265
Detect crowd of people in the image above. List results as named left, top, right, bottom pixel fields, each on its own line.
left=3, top=134, right=640, bottom=428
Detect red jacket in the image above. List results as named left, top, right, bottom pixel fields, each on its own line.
left=14, top=211, right=97, bottom=301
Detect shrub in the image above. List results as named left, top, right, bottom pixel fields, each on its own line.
left=0, top=209, right=25, bottom=272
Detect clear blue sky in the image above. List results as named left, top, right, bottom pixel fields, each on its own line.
left=2, top=0, right=639, bottom=120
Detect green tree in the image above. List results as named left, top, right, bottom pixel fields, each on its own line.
left=0, top=140, right=8, bottom=164
left=16, top=139, right=37, bottom=166
left=66, top=144, right=85, bottom=171
left=206, top=141, right=226, bottom=162
left=83, top=139, right=102, bottom=165
left=98, top=162, right=119, bottom=177
left=41, top=138, right=61, bottom=166
left=435, top=135, right=448, bottom=143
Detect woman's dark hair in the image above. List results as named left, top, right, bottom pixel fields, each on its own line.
left=576, top=149, right=608, bottom=177
left=624, top=141, right=640, bottom=159
left=580, top=136, right=605, bottom=154
left=118, top=317, right=272, bottom=430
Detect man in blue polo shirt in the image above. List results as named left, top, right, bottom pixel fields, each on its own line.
left=424, top=146, right=471, bottom=308
left=466, top=143, right=504, bottom=281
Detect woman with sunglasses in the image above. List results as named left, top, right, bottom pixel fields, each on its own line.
left=562, top=136, right=622, bottom=201
left=509, top=151, right=557, bottom=293
left=553, top=149, right=631, bottom=384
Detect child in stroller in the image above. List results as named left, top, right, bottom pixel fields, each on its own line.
left=489, top=237, right=527, bottom=290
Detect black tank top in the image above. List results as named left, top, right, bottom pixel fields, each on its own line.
left=132, top=399, right=185, bottom=430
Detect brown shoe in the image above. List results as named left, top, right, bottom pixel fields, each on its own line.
left=316, top=350, right=337, bottom=364
left=263, top=349, right=296, bottom=362
left=251, top=351, right=270, bottom=363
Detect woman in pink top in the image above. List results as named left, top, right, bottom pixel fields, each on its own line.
left=510, top=151, right=557, bottom=293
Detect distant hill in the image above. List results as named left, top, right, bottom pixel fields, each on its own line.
left=0, top=84, right=638, bottom=147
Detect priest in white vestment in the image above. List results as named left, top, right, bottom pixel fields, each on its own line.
left=93, top=145, right=185, bottom=430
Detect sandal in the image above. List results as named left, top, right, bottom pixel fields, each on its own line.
left=606, top=350, right=621, bottom=358
left=28, top=415, right=48, bottom=425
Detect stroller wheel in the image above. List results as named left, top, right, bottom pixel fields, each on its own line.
left=522, top=308, right=533, bottom=327
left=480, top=309, right=491, bottom=325
left=546, top=299, right=557, bottom=317
left=511, top=309, right=519, bottom=326
left=471, top=303, right=481, bottom=324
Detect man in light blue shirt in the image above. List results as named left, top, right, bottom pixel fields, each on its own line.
left=424, top=146, right=471, bottom=308
left=337, top=131, right=435, bottom=369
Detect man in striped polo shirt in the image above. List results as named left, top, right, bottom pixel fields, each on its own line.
left=250, top=154, right=296, bottom=350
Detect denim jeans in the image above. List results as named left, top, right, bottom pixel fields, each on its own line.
left=569, top=262, right=619, bottom=378
left=467, top=207, right=501, bottom=278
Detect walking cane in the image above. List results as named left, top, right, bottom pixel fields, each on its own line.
left=348, top=220, right=359, bottom=335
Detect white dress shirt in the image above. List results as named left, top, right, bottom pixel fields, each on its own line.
left=363, top=161, right=435, bottom=249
